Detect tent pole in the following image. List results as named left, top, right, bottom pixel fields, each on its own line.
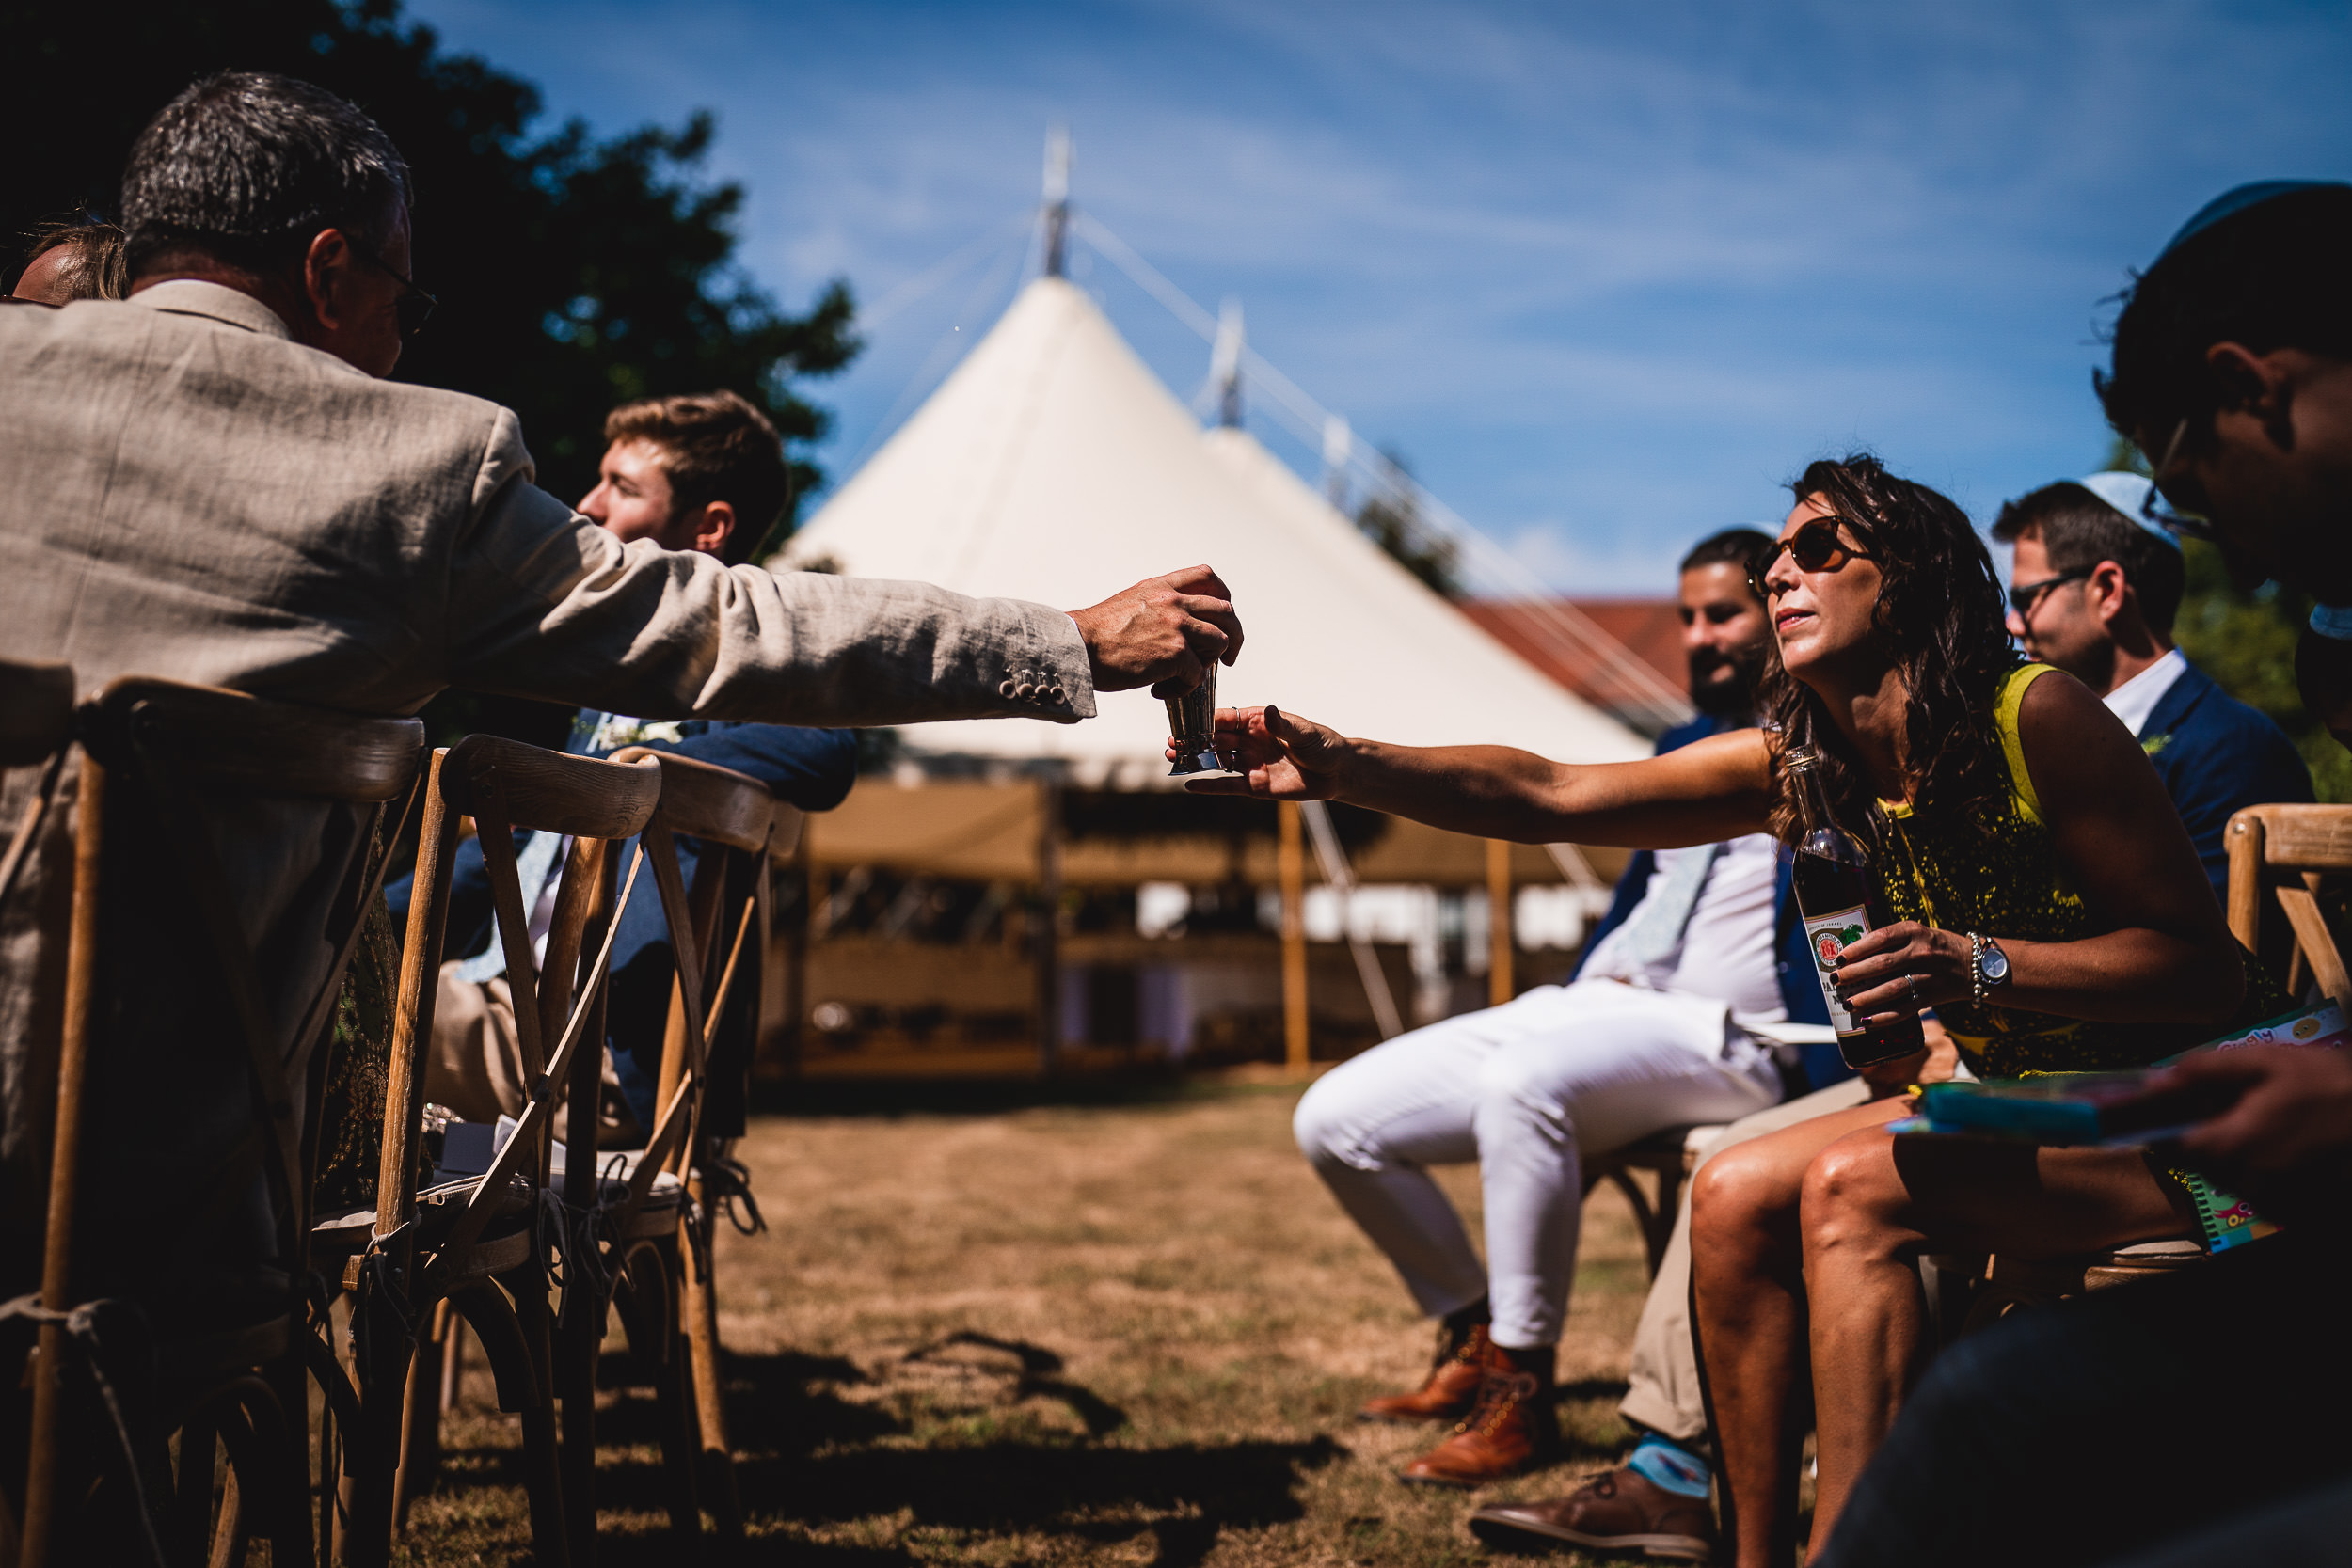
left=1486, top=838, right=1514, bottom=1007
left=1035, top=770, right=1064, bottom=1075
left=1279, top=802, right=1309, bottom=1078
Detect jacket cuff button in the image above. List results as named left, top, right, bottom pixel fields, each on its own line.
left=1016, top=683, right=1037, bottom=700
left=998, top=679, right=1017, bottom=698
left=1048, top=686, right=1066, bottom=704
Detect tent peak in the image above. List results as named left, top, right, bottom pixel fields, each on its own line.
left=1041, top=125, right=1073, bottom=278
left=1210, top=298, right=1245, bottom=429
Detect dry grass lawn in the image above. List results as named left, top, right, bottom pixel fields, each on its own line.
left=397, top=1078, right=1661, bottom=1565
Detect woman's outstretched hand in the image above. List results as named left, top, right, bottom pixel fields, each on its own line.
left=1170, top=705, right=1348, bottom=799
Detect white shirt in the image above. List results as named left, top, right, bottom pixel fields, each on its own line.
left=1581, top=832, right=1789, bottom=1022
left=2102, top=647, right=2189, bottom=737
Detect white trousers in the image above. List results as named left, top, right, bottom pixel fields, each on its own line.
left=1293, top=978, right=1782, bottom=1349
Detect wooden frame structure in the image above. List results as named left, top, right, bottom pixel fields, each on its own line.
left=332, top=736, right=660, bottom=1568
left=14, top=675, right=422, bottom=1568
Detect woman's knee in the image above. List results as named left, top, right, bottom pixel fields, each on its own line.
left=1799, top=1132, right=1906, bottom=1245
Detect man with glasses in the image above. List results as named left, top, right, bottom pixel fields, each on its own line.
left=1993, top=471, right=2310, bottom=902
left=1812, top=181, right=2352, bottom=1568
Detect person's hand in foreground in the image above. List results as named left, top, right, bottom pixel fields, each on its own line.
left=2127, top=1045, right=2352, bottom=1222
left=1172, top=705, right=1348, bottom=798
left=1069, top=564, right=1244, bottom=696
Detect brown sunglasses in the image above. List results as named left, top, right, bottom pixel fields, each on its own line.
left=1748, top=515, right=1876, bottom=601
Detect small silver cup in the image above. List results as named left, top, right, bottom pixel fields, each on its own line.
left=1164, top=663, right=1228, bottom=776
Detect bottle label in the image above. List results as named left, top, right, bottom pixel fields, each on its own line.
left=1803, top=903, right=1870, bottom=1035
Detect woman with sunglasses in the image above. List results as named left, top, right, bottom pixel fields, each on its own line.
left=1187, top=452, right=2275, bottom=1566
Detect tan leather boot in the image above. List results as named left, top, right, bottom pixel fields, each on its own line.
left=1359, top=1322, right=1494, bottom=1423
left=1396, top=1350, right=1557, bottom=1487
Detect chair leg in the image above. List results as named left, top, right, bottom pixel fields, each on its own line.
left=439, top=1307, right=467, bottom=1414
left=502, top=1262, right=573, bottom=1568
left=648, top=1245, right=700, bottom=1544
left=205, top=1464, right=245, bottom=1568
left=558, top=1260, right=605, bottom=1562
left=172, top=1410, right=220, bottom=1565
left=390, top=1300, right=452, bottom=1531
left=679, top=1205, right=742, bottom=1538
left=339, top=1272, right=421, bottom=1567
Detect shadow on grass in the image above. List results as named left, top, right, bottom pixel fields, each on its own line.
left=460, top=1339, right=1343, bottom=1567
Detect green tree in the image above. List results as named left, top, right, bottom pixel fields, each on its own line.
left=1355, top=446, right=1462, bottom=598
left=1, top=0, right=855, bottom=544
left=2104, top=437, right=2352, bottom=801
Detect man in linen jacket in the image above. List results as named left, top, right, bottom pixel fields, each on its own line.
left=0, top=71, right=1240, bottom=1296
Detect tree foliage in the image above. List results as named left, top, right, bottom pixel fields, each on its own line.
left=1, top=0, right=857, bottom=551
left=1355, top=446, right=1461, bottom=598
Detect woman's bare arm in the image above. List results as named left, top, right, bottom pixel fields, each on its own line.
left=1182, top=705, right=1777, bottom=849
left=1836, top=671, right=2245, bottom=1026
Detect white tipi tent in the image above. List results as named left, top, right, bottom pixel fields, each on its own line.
left=789, top=277, right=1650, bottom=780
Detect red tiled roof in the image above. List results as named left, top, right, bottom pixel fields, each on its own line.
left=1459, top=598, right=1687, bottom=719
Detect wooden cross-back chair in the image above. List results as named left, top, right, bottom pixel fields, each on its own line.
left=328, top=735, right=660, bottom=1568
left=2226, top=804, right=2352, bottom=1011
left=13, top=676, right=423, bottom=1568
left=549, top=746, right=785, bottom=1555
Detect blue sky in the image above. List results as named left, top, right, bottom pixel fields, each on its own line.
left=406, top=0, right=2351, bottom=592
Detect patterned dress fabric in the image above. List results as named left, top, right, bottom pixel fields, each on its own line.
left=1869, top=663, right=2280, bottom=1078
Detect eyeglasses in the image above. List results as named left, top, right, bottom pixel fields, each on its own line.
left=1748, top=515, right=1876, bottom=601
left=2007, top=567, right=2090, bottom=619
left=2141, top=416, right=2217, bottom=541
left=355, top=241, right=436, bottom=340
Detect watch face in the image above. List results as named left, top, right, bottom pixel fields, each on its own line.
left=1980, top=944, right=2010, bottom=983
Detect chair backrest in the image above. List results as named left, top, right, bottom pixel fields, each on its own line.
left=378, top=735, right=661, bottom=1259
left=47, top=676, right=424, bottom=1294
left=2225, top=803, right=2352, bottom=1012
left=0, top=659, right=74, bottom=910
left=596, top=748, right=779, bottom=1223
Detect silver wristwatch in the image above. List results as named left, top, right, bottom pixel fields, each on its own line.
left=1968, top=932, right=2010, bottom=1006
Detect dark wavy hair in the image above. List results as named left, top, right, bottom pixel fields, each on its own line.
left=1758, top=454, right=2014, bottom=847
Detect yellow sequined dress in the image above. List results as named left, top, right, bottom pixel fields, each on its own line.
left=1872, top=662, right=2278, bottom=1078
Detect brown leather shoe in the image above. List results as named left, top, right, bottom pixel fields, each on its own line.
left=1468, top=1466, right=1716, bottom=1560
left=1359, top=1322, right=1495, bottom=1423
left=1396, top=1355, right=1557, bottom=1487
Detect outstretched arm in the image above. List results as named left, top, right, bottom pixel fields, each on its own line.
left=1182, top=704, right=1776, bottom=849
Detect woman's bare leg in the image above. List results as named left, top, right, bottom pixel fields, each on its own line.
left=1799, top=1128, right=2197, bottom=1560
left=1692, top=1097, right=1907, bottom=1568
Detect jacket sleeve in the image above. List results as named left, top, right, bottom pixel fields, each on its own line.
left=437, top=409, right=1096, bottom=728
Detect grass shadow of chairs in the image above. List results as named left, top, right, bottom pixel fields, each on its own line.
left=435, top=1337, right=1344, bottom=1565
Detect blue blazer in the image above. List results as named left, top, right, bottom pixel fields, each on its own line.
left=1571, top=714, right=1847, bottom=1098
left=2138, top=660, right=2312, bottom=905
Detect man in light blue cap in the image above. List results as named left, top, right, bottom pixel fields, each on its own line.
left=1993, top=468, right=2312, bottom=902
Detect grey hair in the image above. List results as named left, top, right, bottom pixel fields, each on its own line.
left=120, top=71, right=412, bottom=277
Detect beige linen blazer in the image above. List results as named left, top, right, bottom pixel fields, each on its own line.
left=0, top=282, right=1096, bottom=1285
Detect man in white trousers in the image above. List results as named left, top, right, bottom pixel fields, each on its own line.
left=1292, top=528, right=1848, bottom=1488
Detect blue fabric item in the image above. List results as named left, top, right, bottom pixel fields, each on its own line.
left=1572, top=714, right=1844, bottom=1098
left=2156, top=180, right=2350, bottom=261
left=2310, top=604, right=2352, bottom=641
left=1627, top=1434, right=1713, bottom=1499
left=385, top=715, right=859, bottom=1133
left=2137, top=660, right=2313, bottom=904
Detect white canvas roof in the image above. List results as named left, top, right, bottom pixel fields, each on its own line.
left=788, top=277, right=1650, bottom=782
